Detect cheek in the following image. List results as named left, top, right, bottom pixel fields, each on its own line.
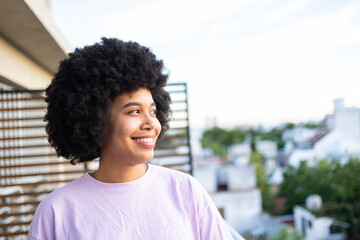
left=120, top=118, right=144, bottom=134
left=107, top=118, right=135, bottom=141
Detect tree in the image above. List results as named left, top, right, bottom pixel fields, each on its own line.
left=279, top=158, right=360, bottom=211
left=279, top=161, right=315, bottom=213
left=201, top=127, right=228, bottom=156
left=303, top=122, right=322, bottom=129
left=278, top=158, right=360, bottom=237
left=270, top=227, right=304, bottom=240
left=201, top=127, right=247, bottom=157
left=250, top=151, right=275, bottom=212
left=253, top=127, right=286, bottom=150
left=285, top=122, right=296, bottom=129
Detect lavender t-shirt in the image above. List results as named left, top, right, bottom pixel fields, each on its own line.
left=28, top=164, right=234, bottom=240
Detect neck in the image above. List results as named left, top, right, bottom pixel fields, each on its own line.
left=91, top=156, right=148, bottom=183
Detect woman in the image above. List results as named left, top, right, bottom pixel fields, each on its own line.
left=28, top=38, right=235, bottom=240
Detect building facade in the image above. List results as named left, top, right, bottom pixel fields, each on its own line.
left=0, top=0, right=71, bottom=90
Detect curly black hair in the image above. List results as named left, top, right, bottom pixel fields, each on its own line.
left=45, top=38, right=171, bottom=164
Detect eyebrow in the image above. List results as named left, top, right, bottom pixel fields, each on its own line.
left=122, top=102, right=156, bottom=109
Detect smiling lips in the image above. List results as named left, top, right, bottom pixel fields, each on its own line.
left=132, top=137, right=156, bottom=147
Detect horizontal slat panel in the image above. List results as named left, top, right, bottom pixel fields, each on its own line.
left=0, top=135, right=47, bottom=141
left=161, top=162, right=191, bottom=168
left=0, top=125, right=46, bottom=130
left=170, top=109, right=188, bottom=113
left=1, top=190, right=53, bottom=197
left=0, top=160, right=70, bottom=169
left=170, top=100, right=187, bottom=104
left=169, top=118, right=188, bottom=121
left=1, top=144, right=50, bottom=151
left=0, top=116, right=44, bottom=121
left=0, top=200, right=40, bottom=207
left=158, top=135, right=188, bottom=141
left=0, top=231, right=29, bottom=237
left=0, top=96, right=44, bottom=102
left=166, top=127, right=187, bottom=131
left=0, top=153, right=57, bottom=160
left=0, top=179, right=75, bottom=188
left=0, top=220, right=32, bottom=228
left=0, top=211, right=35, bottom=218
left=155, top=143, right=188, bottom=150
left=154, top=153, right=189, bottom=158
left=166, top=90, right=186, bottom=94
left=0, top=106, right=46, bottom=111
left=0, top=170, right=86, bottom=179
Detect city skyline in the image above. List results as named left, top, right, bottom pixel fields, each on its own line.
left=52, top=0, right=360, bottom=128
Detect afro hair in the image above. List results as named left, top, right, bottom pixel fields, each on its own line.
left=45, top=38, right=171, bottom=164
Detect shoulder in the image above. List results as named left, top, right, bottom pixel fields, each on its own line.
left=150, top=164, right=208, bottom=200
left=151, top=164, right=201, bottom=186
left=36, top=175, right=87, bottom=211
left=28, top=176, right=88, bottom=239
left=150, top=165, right=234, bottom=239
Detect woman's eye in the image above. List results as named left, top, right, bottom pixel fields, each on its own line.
left=151, top=109, right=157, bottom=115
left=130, top=109, right=140, bottom=114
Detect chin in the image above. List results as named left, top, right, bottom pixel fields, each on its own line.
left=144, top=155, right=154, bottom=162
left=135, top=153, right=154, bottom=163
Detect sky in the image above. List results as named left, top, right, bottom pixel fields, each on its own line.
left=52, top=0, right=360, bottom=129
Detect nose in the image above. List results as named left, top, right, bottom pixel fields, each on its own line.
left=141, top=113, right=157, bottom=131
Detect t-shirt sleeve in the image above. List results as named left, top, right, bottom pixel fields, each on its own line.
left=28, top=199, right=56, bottom=240
left=191, top=177, right=239, bottom=240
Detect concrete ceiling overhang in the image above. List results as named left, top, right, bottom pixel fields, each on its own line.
left=0, top=0, right=71, bottom=74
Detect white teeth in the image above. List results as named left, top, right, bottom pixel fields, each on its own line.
left=135, top=138, right=153, bottom=142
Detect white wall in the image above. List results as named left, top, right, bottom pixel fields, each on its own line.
left=256, top=140, right=278, bottom=159
left=282, top=127, right=318, bottom=145
left=212, top=189, right=262, bottom=233
left=227, top=165, right=256, bottom=190
left=193, top=166, right=217, bottom=193
left=325, top=114, right=335, bottom=130
left=335, top=108, right=360, bottom=142
left=288, top=149, right=315, bottom=167
left=228, top=143, right=251, bottom=165
left=294, top=206, right=337, bottom=240
left=314, top=130, right=360, bottom=160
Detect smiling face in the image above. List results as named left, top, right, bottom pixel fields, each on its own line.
left=101, top=88, right=161, bottom=166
